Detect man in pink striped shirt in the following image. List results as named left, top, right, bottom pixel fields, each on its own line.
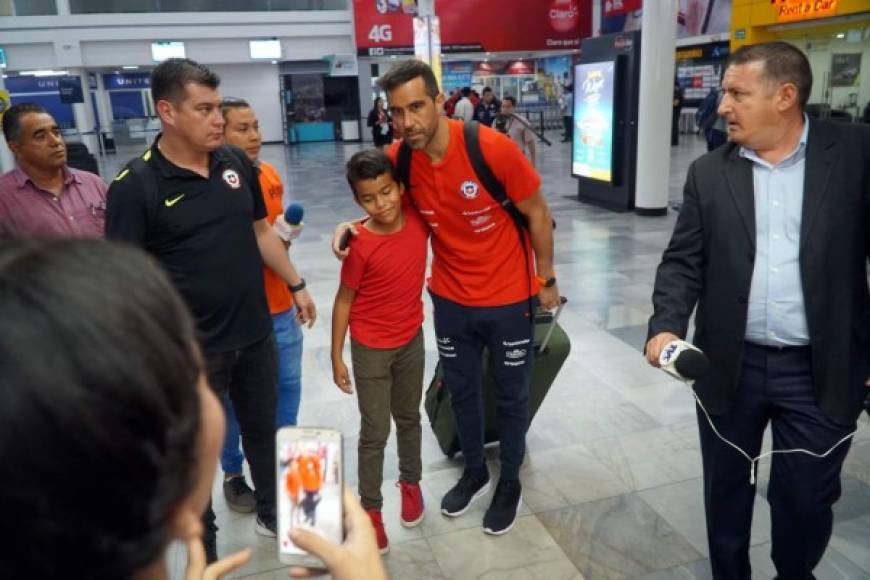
left=0, top=103, right=106, bottom=237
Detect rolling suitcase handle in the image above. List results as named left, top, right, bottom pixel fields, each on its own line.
left=537, top=296, right=567, bottom=354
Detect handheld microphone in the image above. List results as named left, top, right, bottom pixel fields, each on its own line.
left=659, top=340, right=710, bottom=381
left=274, top=202, right=305, bottom=242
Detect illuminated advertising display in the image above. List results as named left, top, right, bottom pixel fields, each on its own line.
left=572, top=61, right=616, bottom=182
left=353, top=0, right=589, bottom=56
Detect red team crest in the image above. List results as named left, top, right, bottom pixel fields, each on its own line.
left=460, top=180, right=480, bottom=200
left=222, top=168, right=241, bottom=189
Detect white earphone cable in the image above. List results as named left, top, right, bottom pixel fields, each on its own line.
left=689, top=388, right=861, bottom=485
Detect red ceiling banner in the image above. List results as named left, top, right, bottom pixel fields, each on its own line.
left=353, top=0, right=591, bottom=56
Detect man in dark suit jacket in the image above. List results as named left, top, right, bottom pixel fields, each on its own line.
left=646, top=42, right=869, bottom=580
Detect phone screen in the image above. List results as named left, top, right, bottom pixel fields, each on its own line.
left=277, top=429, right=343, bottom=558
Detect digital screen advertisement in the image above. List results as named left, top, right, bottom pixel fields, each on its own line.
left=572, top=61, right=616, bottom=182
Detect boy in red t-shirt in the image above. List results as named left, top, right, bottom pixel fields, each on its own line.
left=331, top=149, right=428, bottom=555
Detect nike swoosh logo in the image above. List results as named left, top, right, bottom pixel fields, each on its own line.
left=164, top=194, right=185, bottom=207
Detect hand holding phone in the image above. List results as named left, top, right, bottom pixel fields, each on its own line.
left=288, top=487, right=387, bottom=580
left=338, top=228, right=353, bottom=252
left=332, top=222, right=357, bottom=259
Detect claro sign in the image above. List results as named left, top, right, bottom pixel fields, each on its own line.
left=549, top=0, right=581, bottom=33
left=353, top=0, right=591, bottom=56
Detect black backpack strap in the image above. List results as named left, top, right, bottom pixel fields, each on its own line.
left=396, top=140, right=421, bottom=212
left=463, top=121, right=528, bottom=230
left=396, top=140, right=412, bottom=193
left=464, top=121, right=538, bottom=322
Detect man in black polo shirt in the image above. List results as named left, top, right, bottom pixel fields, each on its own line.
left=105, top=58, right=316, bottom=561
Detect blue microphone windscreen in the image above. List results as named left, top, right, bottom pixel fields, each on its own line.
left=284, top=203, right=304, bottom=225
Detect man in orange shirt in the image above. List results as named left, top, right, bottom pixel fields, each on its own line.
left=297, top=452, right=323, bottom=526
left=339, top=60, right=559, bottom=536
left=221, top=98, right=305, bottom=512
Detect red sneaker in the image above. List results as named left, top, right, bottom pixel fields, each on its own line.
left=366, top=508, right=389, bottom=555
left=398, top=480, right=425, bottom=527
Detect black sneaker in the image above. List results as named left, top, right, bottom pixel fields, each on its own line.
left=255, top=515, right=277, bottom=538
left=483, top=479, right=522, bottom=535
left=223, top=475, right=256, bottom=513
left=441, top=467, right=490, bottom=517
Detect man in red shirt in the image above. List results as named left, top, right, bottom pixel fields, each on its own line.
left=339, top=60, right=559, bottom=536
left=0, top=103, right=107, bottom=237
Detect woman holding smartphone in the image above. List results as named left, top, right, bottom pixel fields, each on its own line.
left=0, top=238, right=384, bottom=580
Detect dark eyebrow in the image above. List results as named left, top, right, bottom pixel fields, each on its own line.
left=390, top=99, right=426, bottom=112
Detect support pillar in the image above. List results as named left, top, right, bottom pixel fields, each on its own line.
left=634, top=1, right=678, bottom=216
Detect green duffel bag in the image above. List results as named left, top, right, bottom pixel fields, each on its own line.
left=425, top=298, right=571, bottom=458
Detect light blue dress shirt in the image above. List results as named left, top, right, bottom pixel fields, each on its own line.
left=741, top=116, right=810, bottom=347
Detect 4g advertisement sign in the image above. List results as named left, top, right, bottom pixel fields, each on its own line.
left=354, top=0, right=590, bottom=57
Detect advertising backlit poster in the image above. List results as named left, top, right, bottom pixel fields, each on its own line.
left=354, top=0, right=589, bottom=56
left=572, top=61, right=615, bottom=182
left=600, top=1, right=732, bottom=39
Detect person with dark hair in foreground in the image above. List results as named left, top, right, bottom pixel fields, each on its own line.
left=0, top=237, right=386, bottom=580
left=0, top=237, right=245, bottom=579
left=106, top=57, right=316, bottom=561
left=646, top=41, right=870, bottom=579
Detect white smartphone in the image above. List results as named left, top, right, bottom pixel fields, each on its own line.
left=276, top=426, right=344, bottom=567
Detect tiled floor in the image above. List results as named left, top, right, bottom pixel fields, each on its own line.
left=97, top=132, right=870, bottom=580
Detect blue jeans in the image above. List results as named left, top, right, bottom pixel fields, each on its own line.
left=221, top=307, right=304, bottom=474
